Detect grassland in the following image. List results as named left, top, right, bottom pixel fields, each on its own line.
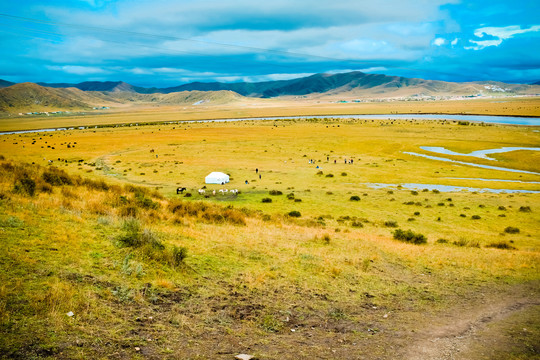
left=1, top=96, right=539, bottom=132
left=0, top=113, right=539, bottom=359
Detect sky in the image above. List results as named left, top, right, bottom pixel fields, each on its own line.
left=1, top=0, right=539, bottom=87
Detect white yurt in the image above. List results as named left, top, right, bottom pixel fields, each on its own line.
left=205, top=172, right=229, bottom=184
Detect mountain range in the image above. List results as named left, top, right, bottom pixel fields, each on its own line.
left=1, top=71, right=539, bottom=113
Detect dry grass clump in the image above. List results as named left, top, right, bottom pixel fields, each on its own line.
left=168, top=199, right=246, bottom=225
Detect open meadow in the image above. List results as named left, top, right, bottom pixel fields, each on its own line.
left=0, top=111, right=539, bottom=359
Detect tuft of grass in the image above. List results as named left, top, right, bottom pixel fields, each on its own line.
left=453, top=238, right=480, bottom=248
left=384, top=220, right=398, bottom=228
left=392, top=229, right=427, bottom=244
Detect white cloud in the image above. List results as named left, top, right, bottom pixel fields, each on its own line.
left=474, top=25, right=540, bottom=40
left=467, top=25, right=540, bottom=50
left=46, top=65, right=109, bottom=75
left=451, top=38, right=458, bottom=46
left=432, top=37, right=445, bottom=46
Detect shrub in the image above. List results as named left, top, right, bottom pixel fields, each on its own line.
left=316, top=170, right=323, bottom=175
left=498, top=206, right=506, bottom=210
left=413, top=211, right=420, bottom=216
left=42, top=167, right=73, bottom=186
left=262, top=197, right=272, bottom=203
left=286, top=193, right=295, bottom=200
left=269, top=190, right=283, bottom=195
left=172, top=246, right=188, bottom=266
left=387, top=190, right=394, bottom=194
left=471, top=215, right=481, bottom=220
left=436, top=238, right=449, bottom=244
left=322, top=234, right=331, bottom=244
left=393, top=229, right=427, bottom=244
left=432, top=189, right=440, bottom=194
left=325, top=174, right=334, bottom=178
left=351, top=221, right=363, bottom=228
left=13, top=176, right=36, bottom=196
left=184, top=193, right=192, bottom=197
left=486, top=241, right=516, bottom=250
left=350, top=195, right=361, bottom=201
left=294, top=198, right=302, bottom=202
left=411, top=190, right=418, bottom=195
left=341, top=172, right=347, bottom=176
left=460, top=214, right=466, bottom=218
left=384, top=220, right=398, bottom=228
left=519, top=206, right=531, bottom=212
left=117, top=218, right=164, bottom=249
left=504, top=226, right=520, bottom=234
left=288, top=210, right=301, bottom=217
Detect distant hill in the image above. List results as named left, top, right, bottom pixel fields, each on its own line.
left=38, top=81, right=154, bottom=94
left=0, top=82, right=244, bottom=114
left=32, top=71, right=540, bottom=98
left=0, top=83, right=90, bottom=113
left=2, top=72, right=539, bottom=114
left=0, top=79, right=15, bottom=89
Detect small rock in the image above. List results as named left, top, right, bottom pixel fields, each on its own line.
left=235, top=355, right=254, bottom=360
left=290, top=328, right=296, bottom=332
left=66, top=311, right=74, bottom=317
left=135, top=347, right=141, bottom=351
left=383, top=314, right=388, bottom=318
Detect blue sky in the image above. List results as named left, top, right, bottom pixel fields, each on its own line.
left=1, top=0, right=539, bottom=86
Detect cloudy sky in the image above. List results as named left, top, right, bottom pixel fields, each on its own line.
left=1, top=0, right=539, bottom=87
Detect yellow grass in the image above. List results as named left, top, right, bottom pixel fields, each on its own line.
left=0, top=108, right=539, bottom=358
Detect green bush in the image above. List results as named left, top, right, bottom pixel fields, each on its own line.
left=42, top=167, right=73, bottom=186
left=504, top=226, right=520, bottom=234
left=471, top=215, right=481, bottom=220
left=288, top=210, right=301, bottom=217
left=325, top=174, right=334, bottom=178
left=13, top=176, right=36, bottom=196
left=519, top=206, right=531, bottom=213
left=350, top=195, right=361, bottom=201
left=262, top=197, right=272, bottom=203
left=269, top=190, right=283, bottom=195
left=393, top=229, right=427, bottom=244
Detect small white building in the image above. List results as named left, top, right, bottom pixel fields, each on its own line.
left=205, top=172, right=229, bottom=184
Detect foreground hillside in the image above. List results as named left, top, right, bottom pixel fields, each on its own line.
left=0, top=118, right=539, bottom=359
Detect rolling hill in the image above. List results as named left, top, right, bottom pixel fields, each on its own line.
left=0, top=82, right=244, bottom=114
left=30, top=71, right=540, bottom=98
left=0, top=83, right=91, bottom=113
left=1, top=71, right=540, bottom=114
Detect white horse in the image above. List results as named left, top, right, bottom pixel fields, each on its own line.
left=198, top=189, right=205, bottom=195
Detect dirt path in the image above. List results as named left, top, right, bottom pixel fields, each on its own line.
left=402, top=284, right=540, bottom=360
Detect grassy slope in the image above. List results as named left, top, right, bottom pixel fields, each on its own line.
left=0, top=118, right=539, bottom=359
